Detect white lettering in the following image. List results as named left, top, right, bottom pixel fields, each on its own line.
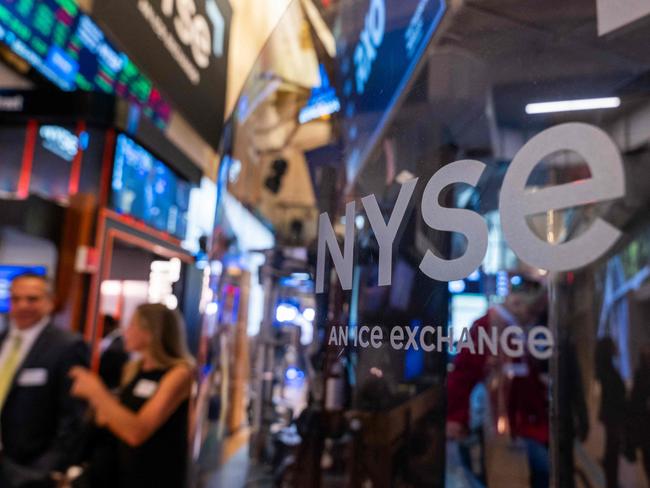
left=371, top=327, right=383, bottom=348
left=420, top=326, right=436, bottom=352
left=315, top=123, right=626, bottom=293
left=419, top=160, right=488, bottom=282
left=500, top=123, right=625, bottom=272
left=528, top=326, right=554, bottom=360
left=359, top=326, right=370, bottom=348
left=158, top=0, right=217, bottom=71
left=456, top=327, right=476, bottom=354
left=500, top=325, right=525, bottom=358
left=437, top=327, right=454, bottom=352
left=316, top=202, right=355, bottom=293
left=390, top=327, right=404, bottom=350
left=362, top=178, right=417, bottom=286
left=329, top=326, right=338, bottom=346
left=405, top=326, right=419, bottom=350
left=477, top=326, right=498, bottom=355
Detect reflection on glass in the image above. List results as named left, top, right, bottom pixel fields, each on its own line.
left=194, top=0, right=650, bottom=487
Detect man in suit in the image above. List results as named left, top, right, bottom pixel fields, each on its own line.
left=0, top=273, right=88, bottom=487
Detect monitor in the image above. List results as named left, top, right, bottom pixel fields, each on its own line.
left=111, top=134, right=191, bottom=239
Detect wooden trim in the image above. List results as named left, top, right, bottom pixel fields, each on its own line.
left=85, top=207, right=193, bottom=370
left=84, top=209, right=108, bottom=343
left=102, top=207, right=184, bottom=248
left=89, top=231, right=114, bottom=371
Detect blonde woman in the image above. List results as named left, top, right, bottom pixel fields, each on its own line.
left=70, top=303, right=194, bottom=488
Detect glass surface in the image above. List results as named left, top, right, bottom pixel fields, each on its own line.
left=205, top=1, right=650, bottom=487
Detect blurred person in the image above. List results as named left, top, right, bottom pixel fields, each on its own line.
left=595, top=336, right=626, bottom=488
left=446, top=276, right=549, bottom=488
left=628, top=343, right=650, bottom=481
left=69, top=303, right=194, bottom=488
left=0, top=273, right=88, bottom=487
left=98, top=315, right=128, bottom=391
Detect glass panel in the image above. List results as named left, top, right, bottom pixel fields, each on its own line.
left=203, top=1, right=650, bottom=487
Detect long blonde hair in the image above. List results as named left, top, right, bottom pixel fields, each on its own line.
left=123, top=303, right=194, bottom=384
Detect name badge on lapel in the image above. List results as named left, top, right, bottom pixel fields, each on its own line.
left=133, top=379, right=158, bottom=399
left=17, top=368, right=48, bottom=387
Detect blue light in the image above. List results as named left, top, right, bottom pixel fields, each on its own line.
left=497, top=270, right=509, bottom=297
left=299, top=64, right=341, bottom=124
left=45, top=46, right=79, bottom=86
left=467, top=269, right=481, bottom=282
left=448, top=280, right=466, bottom=294
left=510, top=275, right=522, bottom=286
left=79, top=132, right=90, bottom=151
left=285, top=367, right=304, bottom=381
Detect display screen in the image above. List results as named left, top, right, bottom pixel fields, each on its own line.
left=0, top=265, right=47, bottom=314
left=335, top=0, right=446, bottom=182
left=92, top=0, right=232, bottom=148
left=0, top=0, right=170, bottom=126
left=111, top=134, right=191, bottom=239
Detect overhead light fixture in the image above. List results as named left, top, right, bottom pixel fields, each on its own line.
left=525, top=97, right=620, bottom=114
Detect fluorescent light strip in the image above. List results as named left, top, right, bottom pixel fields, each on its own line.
left=525, top=97, right=621, bottom=114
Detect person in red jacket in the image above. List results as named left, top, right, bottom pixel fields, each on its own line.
left=446, top=276, right=549, bottom=488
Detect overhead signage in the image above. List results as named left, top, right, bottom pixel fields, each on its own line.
left=335, top=0, right=446, bottom=183
left=0, top=0, right=170, bottom=126
left=93, top=0, right=232, bottom=148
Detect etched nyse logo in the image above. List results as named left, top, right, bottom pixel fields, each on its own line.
left=316, top=123, right=626, bottom=293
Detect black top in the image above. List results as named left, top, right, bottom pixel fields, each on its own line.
left=116, top=367, right=189, bottom=488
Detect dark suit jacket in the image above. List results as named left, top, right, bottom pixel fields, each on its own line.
left=0, top=324, right=88, bottom=480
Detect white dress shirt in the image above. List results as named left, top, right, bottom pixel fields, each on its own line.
left=0, top=316, right=50, bottom=375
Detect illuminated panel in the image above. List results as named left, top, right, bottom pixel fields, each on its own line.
left=0, top=0, right=170, bottom=127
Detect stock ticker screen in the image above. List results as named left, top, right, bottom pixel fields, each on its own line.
left=112, top=134, right=191, bottom=240
left=0, top=0, right=171, bottom=126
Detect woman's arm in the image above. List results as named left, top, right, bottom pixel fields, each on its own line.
left=71, top=365, right=193, bottom=447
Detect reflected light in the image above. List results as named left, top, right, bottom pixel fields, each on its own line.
left=205, top=302, right=219, bottom=316
left=276, top=304, right=298, bottom=323
left=497, top=416, right=507, bottom=434
left=448, top=280, right=466, bottom=294
left=302, top=307, right=316, bottom=322
left=467, top=269, right=481, bottom=282
left=101, top=280, right=122, bottom=296
left=165, top=295, right=178, bottom=310
left=526, top=97, right=620, bottom=114
left=355, top=215, right=365, bottom=230
left=285, top=367, right=304, bottom=381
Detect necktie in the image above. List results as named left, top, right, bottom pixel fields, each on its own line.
left=0, top=334, right=23, bottom=410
